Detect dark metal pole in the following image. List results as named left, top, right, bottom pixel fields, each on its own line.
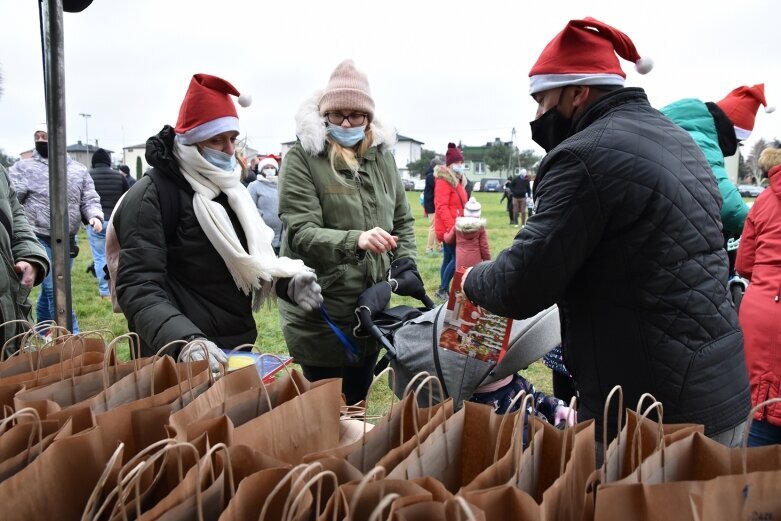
left=41, top=0, right=73, bottom=332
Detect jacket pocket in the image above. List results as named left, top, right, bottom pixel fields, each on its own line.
left=317, top=264, right=348, bottom=292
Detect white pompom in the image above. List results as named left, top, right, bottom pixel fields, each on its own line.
left=765, top=105, right=776, bottom=114
left=634, top=56, right=654, bottom=75
left=237, top=93, right=252, bottom=108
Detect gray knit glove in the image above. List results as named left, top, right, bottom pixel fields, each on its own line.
left=179, top=338, right=228, bottom=375
left=287, top=270, right=324, bottom=312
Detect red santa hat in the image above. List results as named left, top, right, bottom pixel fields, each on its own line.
left=716, top=84, right=775, bottom=141
left=528, top=17, right=653, bottom=95
left=174, top=73, right=252, bottom=145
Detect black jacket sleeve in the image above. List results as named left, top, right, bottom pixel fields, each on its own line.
left=463, top=151, right=606, bottom=319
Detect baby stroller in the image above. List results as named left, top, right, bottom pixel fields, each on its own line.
left=353, top=275, right=561, bottom=410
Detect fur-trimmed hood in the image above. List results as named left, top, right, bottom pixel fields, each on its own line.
left=294, top=89, right=397, bottom=157
left=433, top=164, right=465, bottom=188
left=455, top=216, right=486, bottom=233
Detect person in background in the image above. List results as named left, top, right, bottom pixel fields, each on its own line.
left=113, top=74, right=321, bottom=371
left=508, top=168, right=531, bottom=227
left=88, top=148, right=129, bottom=299
left=278, top=59, right=418, bottom=405
left=433, top=142, right=468, bottom=301
left=118, top=164, right=136, bottom=187
left=248, top=155, right=283, bottom=255
left=444, top=196, right=490, bottom=272
left=499, top=176, right=514, bottom=224
left=661, top=84, right=774, bottom=276
left=423, top=155, right=443, bottom=255
left=9, top=123, right=103, bottom=334
left=462, top=18, right=749, bottom=453
left=735, top=147, right=781, bottom=447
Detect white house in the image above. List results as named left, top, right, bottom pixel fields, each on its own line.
left=123, top=143, right=150, bottom=178
left=393, top=134, right=423, bottom=179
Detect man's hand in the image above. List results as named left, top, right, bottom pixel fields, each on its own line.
left=13, top=261, right=37, bottom=289
left=358, top=227, right=398, bottom=254
left=89, top=217, right=103, bottom=233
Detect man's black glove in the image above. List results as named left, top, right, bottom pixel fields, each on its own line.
left=389, top=258, right=425, bottom=298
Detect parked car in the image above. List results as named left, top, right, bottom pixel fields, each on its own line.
left=474, top=177, right=504, bottom=192
left=738, top=184, right=765, bottom=198
left=402, top=178, right=415, bottom=191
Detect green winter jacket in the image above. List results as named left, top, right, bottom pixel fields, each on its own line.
left=661, top=98, right=748, bottom=236
left=0, top=165, right=48, bottom=354
left=278, top=98, right=416, bottom=367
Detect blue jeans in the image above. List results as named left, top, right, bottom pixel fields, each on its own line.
left=36, top=238, right=80, bottom=334
left=88, top=221, right=109, bottom=296
left=439, top=243, right=456, bottom=293
left=748, top=418, right=781, bottom=447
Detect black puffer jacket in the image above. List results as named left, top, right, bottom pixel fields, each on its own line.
left=89, top=150, right=128, bottom=220
left=113, top=126, right=255, bottom=357
left=464, top=88, right=750, bottom=437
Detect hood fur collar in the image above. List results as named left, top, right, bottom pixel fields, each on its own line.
left=455, top=216, right=486, bottom=232
left=434, top=164, right=465, bottom=187
left=295, top=89, right=397, bottom=157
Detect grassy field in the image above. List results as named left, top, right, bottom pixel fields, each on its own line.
left=33, top=189, right=554, bottom=411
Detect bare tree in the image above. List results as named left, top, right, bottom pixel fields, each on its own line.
left=747, top=138, right=768, bottom=177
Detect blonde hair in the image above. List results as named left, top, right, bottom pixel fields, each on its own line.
left=758, top=147, right=781, bottom=174
left=327, top=126, right=374, bottom=187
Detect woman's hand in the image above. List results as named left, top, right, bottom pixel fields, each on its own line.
left=358, top=227, right=398, bottom=253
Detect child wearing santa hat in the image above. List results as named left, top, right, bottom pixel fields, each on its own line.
left=111, top=73, right=322, bottom=372
left=248, top=155, right=283, bottom=254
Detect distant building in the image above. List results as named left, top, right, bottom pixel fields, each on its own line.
left=123, top=143, right=149, bottom=179
left=461, top=137, right=519, bottom=178
left=67, top=141, right=112, bottom=169
left=280, top=132, right=424, bottom=179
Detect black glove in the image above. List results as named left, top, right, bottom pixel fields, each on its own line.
left=389, top=258, right=425, bottom=298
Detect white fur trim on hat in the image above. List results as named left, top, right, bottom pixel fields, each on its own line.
left=34, top=122, right=48, bottom=135
left=734, top=126, right=752, bottom=141
left=258, top=157, right=279, bottom=171
left=175, top=116, right=240, bottom=145
left=765, top=105, right=776, bottom=114
left=634, top=56, right=654, bottom=75
left=529, top=73, right=625, bottom=95
left=463, top=196, right=482, bottom=217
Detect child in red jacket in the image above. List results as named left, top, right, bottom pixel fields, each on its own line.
left=444, top=197, right=491, bottom=272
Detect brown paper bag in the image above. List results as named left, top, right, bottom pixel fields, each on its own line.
left=218, top=467, right=311, bottom=521
left=0, top=333, right=108, bottom=378
left=0, top=351, right=107, bottom=387
left=0, top=415, right=73, bottom=482
left=593, top=431, right=781, bottom=521
left=391, top=497, right=486, bottom=521
left=386, top=401, right=518, bottom=492
left=0, top=425, right=120, bottom=521
left=232, top=379, right=343, bottom=464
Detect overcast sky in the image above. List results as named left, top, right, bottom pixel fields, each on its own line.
left=1, top=0, right=779, bottom=163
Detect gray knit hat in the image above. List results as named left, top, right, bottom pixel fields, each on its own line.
left=319, top=59, right=375, bottom=122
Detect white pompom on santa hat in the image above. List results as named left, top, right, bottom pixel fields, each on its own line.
left=529, top=17, right=653, bottom=95
left=716, top=84, right=775, bottom=141
left=175, top=73, right=252, bottom=145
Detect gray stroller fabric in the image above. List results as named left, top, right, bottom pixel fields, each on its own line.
left=389, top=304, right=561, bottom=409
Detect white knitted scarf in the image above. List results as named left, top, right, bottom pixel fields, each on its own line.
left=173, top=142, right=306, bottom=305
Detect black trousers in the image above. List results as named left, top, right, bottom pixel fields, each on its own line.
left=300, top=354, right=377, bottom=406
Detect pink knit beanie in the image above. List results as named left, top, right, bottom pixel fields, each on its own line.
left=319, top=59, right=375, bottom=122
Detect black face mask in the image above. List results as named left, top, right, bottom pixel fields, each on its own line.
left=35, top=141, right=48, bottom=158
left=530, top=104, right=573, bottom=153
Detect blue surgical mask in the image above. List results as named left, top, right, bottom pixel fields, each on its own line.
left=451, top=164, right=465, bottom=175
left=326, top=123, right=366, bottom=147
left=200, top=147, right=237, bottom=171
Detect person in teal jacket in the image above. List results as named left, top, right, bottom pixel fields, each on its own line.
left=660, top=98, right=748, bottom=237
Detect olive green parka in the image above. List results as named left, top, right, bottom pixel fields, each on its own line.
left=278, top=92, right=416, bottom=367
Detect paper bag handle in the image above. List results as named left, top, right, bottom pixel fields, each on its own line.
left=601, top=385, right=624, bottom=484
left=260, top=462, right=320, bottom=521
left=367, top=493, right=401, bottom=521
left=630, top=401, right=665, bottom=483
left=742, top=397, right=781, bottom=474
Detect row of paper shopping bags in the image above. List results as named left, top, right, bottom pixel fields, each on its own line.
left=0, top=330, right=780, bottom=520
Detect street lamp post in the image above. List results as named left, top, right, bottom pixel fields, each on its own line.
left=79, top=112, right=91, bottom=157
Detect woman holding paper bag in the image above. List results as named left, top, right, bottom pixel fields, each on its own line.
left=278, top=59, right=417, bottom=405
left=113, top=74, right=321, bottom=370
